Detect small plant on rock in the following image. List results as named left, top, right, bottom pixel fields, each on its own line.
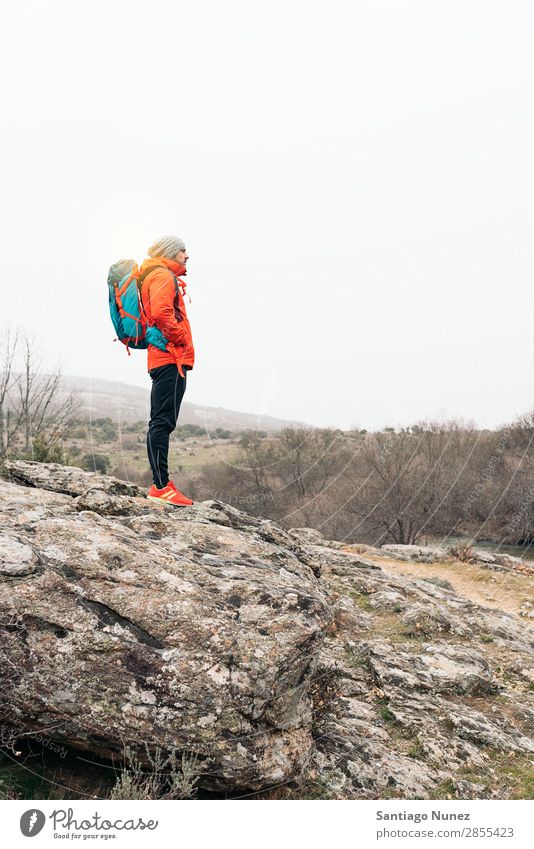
left=110, top=744, right=200, bottom=800
left=421, top=576, right=454, bottom=590
left=448, top=543, right=476, bottom=563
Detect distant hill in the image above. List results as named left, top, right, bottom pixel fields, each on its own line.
left=60, top=375, right=308, bottom=432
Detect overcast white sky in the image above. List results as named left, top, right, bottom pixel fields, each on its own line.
left=1, top=0, right=533, bottom=430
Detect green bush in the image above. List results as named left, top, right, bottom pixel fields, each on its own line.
left=123, top=420, right=146, bottom=433
left=80, top=453, right=110, bottom=474
left=175, top=424, right=207, bottom=437
left=91, top=417, right=118, bottom=442
left=31, top=437, right=66, bottom=464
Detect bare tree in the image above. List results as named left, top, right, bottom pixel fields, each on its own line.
left=15, top=334, right=81, bottom=452
left=346, top=420, right=478, bottom=545
left=489, top=409, right=534, bottom=543
left=268, top=427, right=354, bottom=528
left=0, top=328, right=81, bottom=461
left=0, top=328, right=23, bottom=458
left=237, top=430, right=272, bottom=497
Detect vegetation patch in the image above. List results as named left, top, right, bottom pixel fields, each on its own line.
left=453, top=750, right=534, bottom=800
left=430, top=778, right=457, bottom=800
left=349, top=592, right=373, bottom=611
left=421, top=576, right=454, bottom=590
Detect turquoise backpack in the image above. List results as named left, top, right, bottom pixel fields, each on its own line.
left=107, top=260, right=176, bottom=355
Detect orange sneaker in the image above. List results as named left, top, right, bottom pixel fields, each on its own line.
left=147, top=480, right=194, bottom=507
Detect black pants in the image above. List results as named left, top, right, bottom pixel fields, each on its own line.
left=147, top=364, right=187, bottom=489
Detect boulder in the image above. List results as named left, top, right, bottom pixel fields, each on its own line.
left=0, top=476, right=328, bottom=792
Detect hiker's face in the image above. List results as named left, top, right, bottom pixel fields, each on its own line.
left=174, top=249, right=188, bottom=267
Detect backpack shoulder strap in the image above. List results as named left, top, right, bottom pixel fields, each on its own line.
left=138, top=265, right=166, bottom=282
left=138, top=265, right=179, bottom=293
left=137, top=266, right=179, bottom=323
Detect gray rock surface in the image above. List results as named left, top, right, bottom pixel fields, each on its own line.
left=5, top=459, right=144, bottom=498
left=1, top=462, right=533, bottom=799
left=380, top=544, right=451, bottom=562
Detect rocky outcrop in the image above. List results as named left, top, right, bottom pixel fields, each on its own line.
left=380, top=543, right=451, bottom=563
left=255, top=528, right=534, bottom=799
left=5, top=459, right=144, bottom=499
left=1, top=462, right=533, bottom=799
left=466, top=550, right=534, bottom=576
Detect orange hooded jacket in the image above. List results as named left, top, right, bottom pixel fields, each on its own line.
left=139, top=256, right=195, bottom=375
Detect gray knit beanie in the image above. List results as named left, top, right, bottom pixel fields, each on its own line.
left=147, top=235, right=186, bottom=259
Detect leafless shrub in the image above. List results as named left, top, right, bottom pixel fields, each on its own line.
left=448, top=542, right=476, bottom=563
left=0, top=326, right=81, bottom=461
left=110, top=744, right=200, bottom=800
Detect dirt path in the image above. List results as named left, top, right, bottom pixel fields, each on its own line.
left=365, top=554, right=534, bottom=620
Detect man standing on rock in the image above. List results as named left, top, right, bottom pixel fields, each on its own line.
left=139, top=236, right=195, bottom=506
